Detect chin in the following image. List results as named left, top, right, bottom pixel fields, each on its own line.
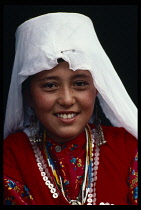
left=55, top=127, right=85, bottom=141
left=45, top=122, right=87, bottom=142
left=57, top=131, right=77, bottom=138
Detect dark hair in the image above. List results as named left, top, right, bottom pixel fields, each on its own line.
left=22, top=76, right=32, bottom=96
left=57, top=58, right=65, bottom=63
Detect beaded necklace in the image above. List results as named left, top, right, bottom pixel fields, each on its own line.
left=29, top=124, right=100, bottom=205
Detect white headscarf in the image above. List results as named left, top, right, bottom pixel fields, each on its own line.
left=4, top=12, right=137, bottom=139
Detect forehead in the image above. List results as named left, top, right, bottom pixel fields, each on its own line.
left=32, top=62, right=93, bottom=81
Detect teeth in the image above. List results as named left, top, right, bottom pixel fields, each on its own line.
left=57, top=113, right=77, bottom=119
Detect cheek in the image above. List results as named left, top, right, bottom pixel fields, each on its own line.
left=79, top=89, right=96, bottom=110
left=30, top=91, right=55, bottom=112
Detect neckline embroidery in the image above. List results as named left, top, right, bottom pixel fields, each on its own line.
left=29, top=125, right=114, bottom=205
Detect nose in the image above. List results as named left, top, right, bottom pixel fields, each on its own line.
left=57, top=87, right=76, bottom=107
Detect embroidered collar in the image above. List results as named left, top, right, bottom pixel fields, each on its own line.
left=46, top=129, right=86, bottom=155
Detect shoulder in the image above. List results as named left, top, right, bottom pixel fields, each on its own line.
left=4, top=132, right=32, bottom=182
left=101, top=125, right=137, bottom=164
left=4, top=131, right=29, bottom=141
left=89, top=123, right=137, bottom=142
left=4, top=132, right=30, bottom=150
left=101, top=125, right=137, bottom=144
left=89, top=123, right=137, bottom=163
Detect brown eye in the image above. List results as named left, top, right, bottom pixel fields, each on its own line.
left=41, top=82, right=58, bottom=91
left=75, top=81, right=87, bottom=86
left=73, top=81, right=89, bottom=91
left=43, top=83, right=55, bottom=88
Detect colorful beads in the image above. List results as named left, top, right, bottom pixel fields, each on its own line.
left=99, top=202, right=114, bottom=205
left=53, top=193, right=59, bottom=198
left=30, top=141, right=59, bottom=199
left=88, top=193, right=93, bottom=198
left=30, top=127, right=101, bottom=205
left=87, top=129, right=100, bottom=205
left=55, top=146, right=61, bottom=152
left=43, top=176, right=48, bottom=181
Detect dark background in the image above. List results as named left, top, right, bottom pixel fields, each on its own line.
left=3, top=4, right=138, bottom=125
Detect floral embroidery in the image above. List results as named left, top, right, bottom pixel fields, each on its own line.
left=6, top=179, right=16, bottom=189
left=64, top=180, right=69, bottom=185
left=46, top=135, right=85, bottom=201
left=4, top=177, right=34, bottom=205
left=70, top=157, right=77, bottom=164
left=69, top=144, right=78, bottom=151
left=133, top=186, right=138, bottom=200
left=5, top=196, right=16, bottom=205
left=77, top=159, right=83, bottom=167
left=128, top=151, right=138, bottom=205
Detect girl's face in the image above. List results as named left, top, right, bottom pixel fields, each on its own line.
left=28, top=62, right=97, bottom=142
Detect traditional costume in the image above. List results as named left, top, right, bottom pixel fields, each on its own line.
left=3, top=13, right=138, bottom=205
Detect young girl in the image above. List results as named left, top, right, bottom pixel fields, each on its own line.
left=3, top=12, right=138, bottom=205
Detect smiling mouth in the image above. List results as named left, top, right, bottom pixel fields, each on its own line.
left=54, top=113, right=79, bottom=119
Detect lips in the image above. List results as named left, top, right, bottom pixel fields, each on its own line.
left=54, top=111, right=79, bottom=120
left=56, top=113, right=77, bottom=119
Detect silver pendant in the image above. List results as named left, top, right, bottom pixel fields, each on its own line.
left=70, top=200, right=81, bottom=205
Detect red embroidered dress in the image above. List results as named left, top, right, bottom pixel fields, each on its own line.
left=3, top=124, right=138, bottom=205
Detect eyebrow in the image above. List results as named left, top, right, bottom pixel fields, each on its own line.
left=38, top=76, right=60, bottom=81
left=72, top=74, right=91, bottom=79
left=37, top=74, right=91, bottom=81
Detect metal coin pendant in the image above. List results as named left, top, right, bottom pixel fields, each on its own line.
left=70, top=200, right=81, bottom=205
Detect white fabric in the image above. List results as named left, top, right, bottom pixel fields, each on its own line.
left=4, top=12, right=137, bottom=139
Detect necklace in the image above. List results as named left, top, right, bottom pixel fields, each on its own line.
left=29, top=125, right=100, bottom=205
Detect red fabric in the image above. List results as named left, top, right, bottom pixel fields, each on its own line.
left=127, top=148, right=138, bottom=205
left=3, top=124, right=138, bottom=205
left=4, top=175, right=36, bottom=205
left=45, top=131, right=86, bottom=200
left=96, top=126, right=138, bottom=205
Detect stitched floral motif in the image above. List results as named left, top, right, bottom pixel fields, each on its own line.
left=128, top=151, right=138, bottom=205
left=4, top=177, right=34, bottom=205
left=46, top=134, right=85, bottom=201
